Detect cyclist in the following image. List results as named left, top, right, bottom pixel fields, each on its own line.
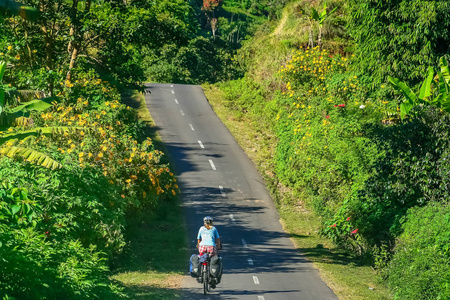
left=197, top=216, right=221, bottom=256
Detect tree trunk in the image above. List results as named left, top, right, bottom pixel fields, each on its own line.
left=211, top=18, right=217, bottom=40
left=67, top=44, right=79, bottom=81
left=318, top=26, right=322, bottom=50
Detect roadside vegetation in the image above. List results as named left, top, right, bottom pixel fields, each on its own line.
left=1, top=0, right=449, bottom=299
left=204, top=0, right=450, bottom=299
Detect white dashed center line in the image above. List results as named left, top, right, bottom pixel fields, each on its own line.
left=189, top=124, right=195, bottom=131
left=174, top=99, right=179, bottom=104
left=170, top=84, right=173, bottom=87
left=208, top=160, right=216, bottom=170
left=241, top=238, right=248, bottom=249
left=171, top=90, right=175, bottom=94
left=248, top=258, right=254, bottom=266
left=258, top=296, right=265, bottom=300
left=229, top=214, right=235, bottom=222
left=198, top=141, right=205, bottom=149
left=253, top=276, right=260, bottom=285
left=180, top=110, right=185, bottom=116
left=219, top=185, right=226, bottom=197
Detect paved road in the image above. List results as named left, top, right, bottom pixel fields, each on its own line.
left=145, top=83, right=337, bottom=300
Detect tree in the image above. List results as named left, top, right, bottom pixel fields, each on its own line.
left=202, top=0, right=223, bottom=39
left=347, top=0, right=450, bottom=90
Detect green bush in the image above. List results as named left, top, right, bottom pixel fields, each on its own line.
left=386, top=202, right=450, bottom=300
left=347, top=0, right=450, bottom=89
left=274, top=47, right=381, bottom=219
left=0, top=229, right=122, bottom=299
left=341, top=108, right=450, bottom=249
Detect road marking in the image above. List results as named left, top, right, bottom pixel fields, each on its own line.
left=229, top=214, right=235, bottom=222
left=198, top=141, right=205, bottom=149
left=170, top=84, right=173, bottom=87
left=171, top=90, right=175, bottom=94
left=189, top=124, right=195, bottom=131
left=174, top=99, right=179, bottom=104
left=209, top=160, right=216, bottom=170
left=248, top=258, right=254, bottom=266
left=219, top=185, right=226, bottom=197
left=258, top=296, right=265, bottom=300
left=241, top=238, right=248, bottom=248
left=253, top=276, right=260, bottom=284
left=180, top=110, right=185, bottom=116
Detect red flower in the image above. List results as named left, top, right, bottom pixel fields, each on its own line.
left=326, top=115, right=330, bottom=119
left=346, top=217, right=350, bottom=221
left=351, top=229, right=358, bottom=234
left=334, top=105, right=337, bottom=107
left=330, top=224, right=337, bottom=228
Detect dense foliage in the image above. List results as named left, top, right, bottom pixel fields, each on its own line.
left=386, top=203, right=450, bottom=299
left=347, top=0, right=450, bottom=89
left=0, top=85, right=178, bottom=298
left=216, top=0, right=450, bottom=297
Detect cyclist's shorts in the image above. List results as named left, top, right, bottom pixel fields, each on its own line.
left=199, top=245, right=217, bottom=256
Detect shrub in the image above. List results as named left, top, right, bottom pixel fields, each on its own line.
left=386, top=202, right=450, bottom=300
left=275, top=46, right=381, bottom=219
left=347, top=0, right=450, bottom=89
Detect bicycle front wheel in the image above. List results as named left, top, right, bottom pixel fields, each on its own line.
left=203, top=270, right=208, bottom=295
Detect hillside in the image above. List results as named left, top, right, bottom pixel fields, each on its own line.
left=204, top=0, right=450, bottom=299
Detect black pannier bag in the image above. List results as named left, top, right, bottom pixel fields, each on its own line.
left=209, top=255, right=223, bottom=281
left=190, top=254, right=201, bottom=277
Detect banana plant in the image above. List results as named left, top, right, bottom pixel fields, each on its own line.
left=388, top=57, right=450, bottom=119
left=0, top=0, right=40, bottom=21
left=0, top=61, right=56, bottom=128
left=0, top=127, right=89, bottom=170
left=311, top=3, right=337, bottom=49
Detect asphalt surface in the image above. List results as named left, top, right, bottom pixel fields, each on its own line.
left=145, top=83, right=337, bottom=300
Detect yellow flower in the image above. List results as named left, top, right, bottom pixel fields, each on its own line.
left=98, top=152, right=103, bottom=158
left=15, top=55, right=20, bottom=60
left=7, top=45, right=12, bottom=50
left=88, top=152, right=93, bottom=158
left=32, top=50, right=37, bottom=53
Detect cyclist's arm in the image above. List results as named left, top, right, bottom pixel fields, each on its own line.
left=197, top=239, right=201, bottom=248
left=216, top=238, right=221, bottom=249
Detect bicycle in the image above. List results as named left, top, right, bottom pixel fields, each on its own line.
left=196, top=245, right=222, bottom=295
left=199, top=253, right=215, bottom=295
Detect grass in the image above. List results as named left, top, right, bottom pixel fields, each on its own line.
left=112, top=91, right=187, bottom=299
left=202, top=83, right=392, bottom=300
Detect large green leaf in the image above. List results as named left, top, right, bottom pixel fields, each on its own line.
left=441, top=94, right=450, bottom=113
left=418, top=67, right=434, bottom=101
left=10, top=204, right=20, bottom=215
left=0, top=146, right=62, bottom=169
left=0, top=126, right=87, bottom=146
left=8, top=97, right=55, bottom=113
left=388, top=76, right=418, bottom=105
left=0, top=0, right=40, bottom=21
left=439, top=57, right=450, bottom=84
left=400, top=102, right=414, bottom=119
left=310, top=8, right=319, bottom=21
left=0, top=61, right=6, bottom=82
